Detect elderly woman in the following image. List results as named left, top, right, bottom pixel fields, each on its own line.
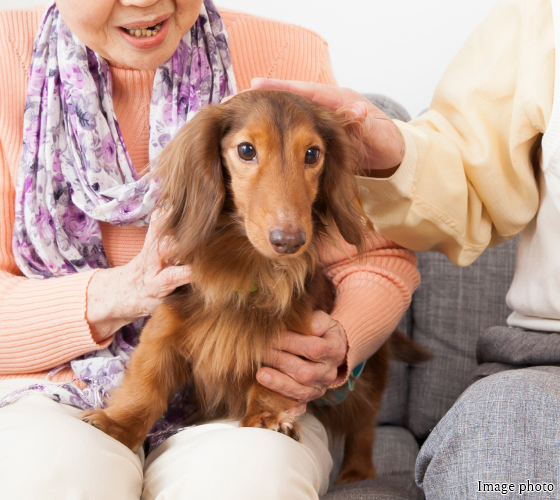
left=0, top=1, right=419, bottom=499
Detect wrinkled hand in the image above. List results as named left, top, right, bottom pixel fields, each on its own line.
left=250, top=78, right=405, bottom=175
left=257, top=311, right=348, bottom=416
left=86, top=210, right=192, bottom=341
left=120, top=210, right=193, bottom=316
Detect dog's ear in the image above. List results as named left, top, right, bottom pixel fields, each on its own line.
left=152, top=105, right=226, bottom=263
left=314, top=114, right=371, bottom=253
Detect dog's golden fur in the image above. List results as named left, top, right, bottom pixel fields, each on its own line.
left=83, top=90, right=430, bottom=484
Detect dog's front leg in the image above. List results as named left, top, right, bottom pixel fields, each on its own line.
left=82, top=306, right=190, bottom=450
left=241, top=382, right=302, bottom=441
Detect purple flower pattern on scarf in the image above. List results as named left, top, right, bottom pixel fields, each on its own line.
left=3, top=0, right=236, bottom=452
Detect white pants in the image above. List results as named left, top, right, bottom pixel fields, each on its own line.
left=0, top=379, right=332, bottom=500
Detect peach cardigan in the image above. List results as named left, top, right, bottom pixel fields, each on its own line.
left=0, top=6, right=419, bottom=385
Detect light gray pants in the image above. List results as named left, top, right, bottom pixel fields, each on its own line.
left=416, top=366, right=560, bottom=499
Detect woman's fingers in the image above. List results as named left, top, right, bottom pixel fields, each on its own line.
left=263, top=348, right=338, bottom=387
left=251, top=78, right=371, bottom=118
left=145, top=209, right=190, bottom=284
left=251, top=78, right=405, bottom=171
left=145, top=264, right=192, bottom=298
left=251, top=78, right=346, bottom=110
left=146, top=207, right=165, bottom=239
left=87, top=207, right=192, bottom=332
left=272, top=331, right=336, bottom=364
left=272, top=313, right=347, bottom=366
left=258, top=313, right=348, bottom=401
left=256, top=367, right=326, bottom=403
left=309, top=310, right=336, bottom=336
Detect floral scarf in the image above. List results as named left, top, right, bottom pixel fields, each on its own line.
left=2, top=0, right=236, bottom=452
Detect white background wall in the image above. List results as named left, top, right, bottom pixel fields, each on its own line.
left=1, top=0, right=497, bottom=117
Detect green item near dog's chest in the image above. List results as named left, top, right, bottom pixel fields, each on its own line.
left=235, top=282, right=258, bottom=295
left=314, top=361, right=366, bottom=406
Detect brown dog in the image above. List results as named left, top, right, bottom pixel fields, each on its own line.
left=82, top=90, right=430, bottom=484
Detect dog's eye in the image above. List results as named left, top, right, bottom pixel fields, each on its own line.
left=238, top=143, right=257, bottom=161
left=304, top=148, right=320, bottom=165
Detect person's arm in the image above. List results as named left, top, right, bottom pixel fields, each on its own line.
left=359, top=0, right=551, bottom=265
left=321, top=230, right=420, bottom=382
left=0, top=140, right=191, bottom=375
left=253, top=0, right=552, bottom=266
left=0, top=143, right=109, bottom=374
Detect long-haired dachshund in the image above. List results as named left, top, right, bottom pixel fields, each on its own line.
left=83, top=90, right=430, bottom=484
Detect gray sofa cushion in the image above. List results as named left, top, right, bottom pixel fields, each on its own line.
left=323, top=475, right=422, bottom=500
left=363, top=93, right=411, bottom=123
left=377, top=313, right=412, bottom=426
left=406, top=238, right=518, bottom=441
left=325, top=426, right=422, bottom=499
left=377, top=359, right=409, bottom=426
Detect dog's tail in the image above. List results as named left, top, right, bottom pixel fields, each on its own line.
left=388, top=328, right=432, bottom=365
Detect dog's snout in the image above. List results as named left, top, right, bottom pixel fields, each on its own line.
left=269, top=229, right=306, bottom=254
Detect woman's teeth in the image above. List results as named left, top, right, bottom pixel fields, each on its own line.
left=126, top=23, right=162, bottom=37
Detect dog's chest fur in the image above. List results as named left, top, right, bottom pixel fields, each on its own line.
left=163, top=235, right=332, bottom=419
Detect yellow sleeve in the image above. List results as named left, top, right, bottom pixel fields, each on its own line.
left=358, top=0, right=553, bottom=266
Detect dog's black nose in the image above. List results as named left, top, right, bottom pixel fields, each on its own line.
left=269, top=229, right=306, bottom=254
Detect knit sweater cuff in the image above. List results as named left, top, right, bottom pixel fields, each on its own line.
left=356, top=120, right=417, bottom=202
left=329, top=271, right=409, bottom=388
left=0, top=269, right=113, bottom=374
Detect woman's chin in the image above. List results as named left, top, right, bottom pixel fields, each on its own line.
left=104, top=41, right=178, bottom=71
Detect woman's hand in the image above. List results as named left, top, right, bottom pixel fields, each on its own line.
left=86, top=211, right=192, bottom=342
left=251, top=78, right=405, bottom=176
left=257, top=310, right=348, bottom=415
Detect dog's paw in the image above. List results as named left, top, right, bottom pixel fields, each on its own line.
left=81, top=409, right=140, bottom=450
left=241, top=411, right=301, bottom=441
left=335, top=465, right=377, bottom=484
left=81, top=409, right=111, bottom=432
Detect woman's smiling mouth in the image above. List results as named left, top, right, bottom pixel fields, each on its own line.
left=119, top=14, right=171, bottom=49
left=124, top=22, right=163, bottom=38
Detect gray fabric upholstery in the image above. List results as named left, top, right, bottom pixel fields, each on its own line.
left=377, top=313, right=412, bottom=426
left=324, top=426, right=422, bottom=500
left=329, top=426, right=419, bottom=482
left=468, top=361, right=518, bottom=386
left=469, top=326, right=560, bottom=386
left=323, top=475, right=422, bottom=500
left=377, top=360, right=409, bottom=426
left=477, top=326, right=560, bottom=365
left=362, top=93, right=411, bottom=122
left=406, top=237, right=518, bottom=441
